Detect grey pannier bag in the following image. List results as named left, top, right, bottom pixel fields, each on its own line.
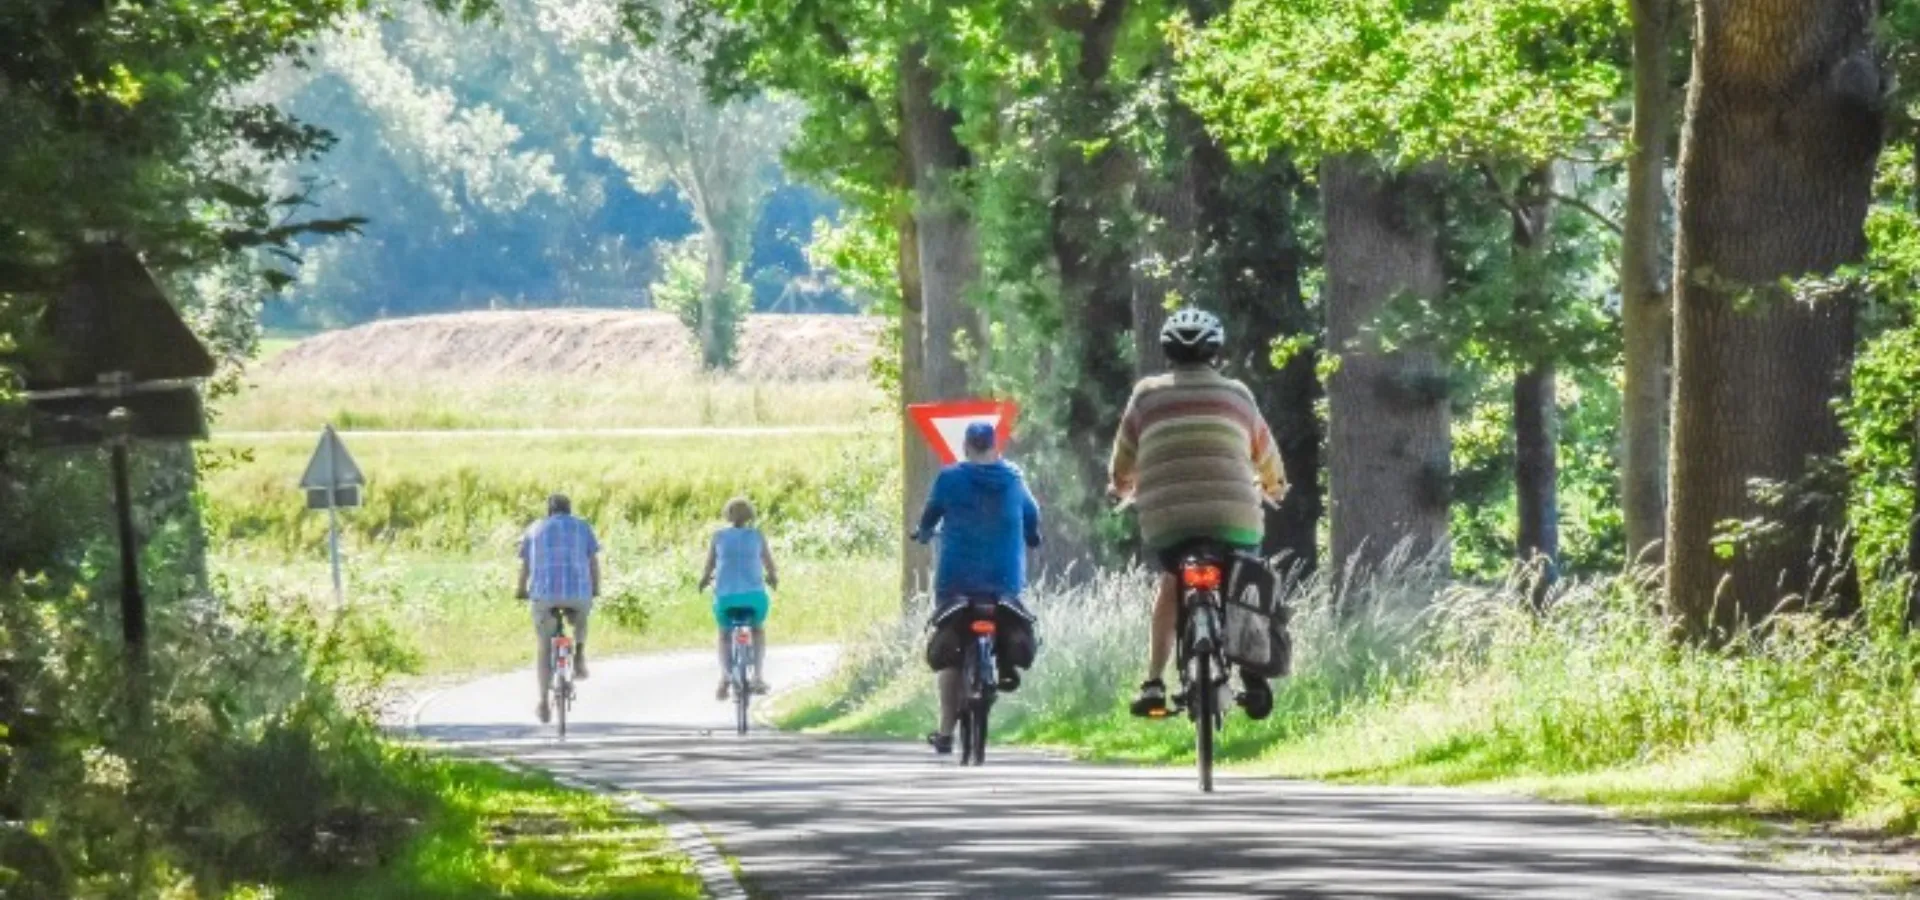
left=1221, top=552, right=1291, bottom=678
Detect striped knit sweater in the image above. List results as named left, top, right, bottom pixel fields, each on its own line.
left=1108, top=365, right=1287, bottom=551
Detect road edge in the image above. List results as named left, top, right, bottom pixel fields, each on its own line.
left=514, top=764, right=751, bottom=900
left=403, top=653, right=842, bottom=900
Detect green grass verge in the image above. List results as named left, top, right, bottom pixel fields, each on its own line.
left=246, top=757, right=703, bottom=899
left=774, top=564, right=1920, bottom=843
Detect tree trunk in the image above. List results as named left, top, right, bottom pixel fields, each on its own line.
left=897, top=206, right=933, bottom=603
left=1665, top=0, right=1880, bottom=641
left=1621, top=0, right=1677, bottom=567
left=700, top=224, right=729, bottom=369
left=1052, top=0, right=1138, bottom=564
left=899, top=44, right=980, bottom=402
left=1322, top=158, right=1451, bottom=580
left=1511, top=167, right=1559, bottom=605
left=1514, top=363, right=1558, bottom=588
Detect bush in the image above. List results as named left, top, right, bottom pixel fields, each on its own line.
left=0, top=569, right=432, bottom=897
left=651, top=235, right=753, bottom=370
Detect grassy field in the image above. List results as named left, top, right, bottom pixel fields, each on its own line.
left=204, top=430, right=896, bottom=555
left=217, top=554, right=895, bottom=675
left=246, top=758, right=703, bottom=899
left=205, top=359, right=904, bottom=677
left=217, top=371, right=884, bottom=432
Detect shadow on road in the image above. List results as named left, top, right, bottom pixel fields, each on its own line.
left=413, top=721, right=1850, bottom=899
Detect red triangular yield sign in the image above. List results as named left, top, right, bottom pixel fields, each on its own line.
left=907, top=399, right=1019, bottom=466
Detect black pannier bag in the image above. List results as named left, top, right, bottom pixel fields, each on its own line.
left=925, top=601, right=1036, bottom=672
left=1221, top=552, right=1291, bottom=678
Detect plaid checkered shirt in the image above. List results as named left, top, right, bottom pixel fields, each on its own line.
left=519, top=514, right=600, bottom=602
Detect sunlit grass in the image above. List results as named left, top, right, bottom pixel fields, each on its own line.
left=215, top=553, right=897, bottom=675
left=255, top=758, right=703, bottom=899
left=206, top=423, right=902, bottom=675
left=203, top=429, right=897, bottom=556
left=215, top=371, right=885, bottom=432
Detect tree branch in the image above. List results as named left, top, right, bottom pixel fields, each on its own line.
left=1545, top=190, right=1624, bottom=236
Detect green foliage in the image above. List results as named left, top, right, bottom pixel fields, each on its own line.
left=650, top=236, right=754, bottom=369
left=0, top=541, right=433, bottom=895
left=1448, top=369, right=1625, bottom=578
left=1845, top=137, right=1920, bottom=579
left=1176, top=0, right=1628, bottom=167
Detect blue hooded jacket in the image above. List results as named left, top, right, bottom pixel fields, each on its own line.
left=916, top=460, right=1042, bottom=602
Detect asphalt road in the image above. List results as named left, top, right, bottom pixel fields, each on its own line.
left=413, top=647, right=1866, bottom=899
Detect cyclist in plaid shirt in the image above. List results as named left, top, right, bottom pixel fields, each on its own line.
left=516, top=493, right=601, bottom=723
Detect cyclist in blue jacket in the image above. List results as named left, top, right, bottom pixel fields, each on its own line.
left=913, top=422, right=1041, bottom=754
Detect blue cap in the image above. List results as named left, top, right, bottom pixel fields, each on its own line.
left=964, top=421, right=997, bottom=453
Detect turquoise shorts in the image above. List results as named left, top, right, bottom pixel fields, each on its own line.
left=713, top=591, right=770, bottom=629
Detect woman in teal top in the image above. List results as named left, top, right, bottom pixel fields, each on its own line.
left=700, top=496, right=779, bottom=699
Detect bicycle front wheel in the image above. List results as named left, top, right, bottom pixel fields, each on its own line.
left=1194, top=652, right=1214, bottom=792
left=735, top=671, right=750, bottom=736
left=733, top=644, right=751, bottom=736
left=957, top=653, right=978, bottom=765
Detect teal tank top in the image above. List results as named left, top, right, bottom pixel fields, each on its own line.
left=713, top=527, right=766, bottom=597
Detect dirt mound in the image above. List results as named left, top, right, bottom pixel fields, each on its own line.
left=267, top=310, right=882, bottom=381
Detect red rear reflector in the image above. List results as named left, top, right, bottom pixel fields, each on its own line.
left=970, top=620, right=997, bottom=635
left=734, top=631, right=752, bottom=644
left=1183, top=563, right=1222, bottom=590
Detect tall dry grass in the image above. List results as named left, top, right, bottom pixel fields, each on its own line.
left=215, top=371, right=884, bottom=432
left=780, top=548, right=1920, bottom=830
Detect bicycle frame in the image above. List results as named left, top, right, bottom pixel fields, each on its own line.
left=953, top=597, right=1002, bottom=766
left=549, top=607, right=576, bottom=740
left=1168, top=550, right=1237, bottom=792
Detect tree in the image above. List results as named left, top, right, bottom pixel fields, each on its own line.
left=1664, top=0, right=1882, bottom=640
left=1619, top=0, right=1680, bottom=566
left=1178, top=0, right=1626, bottom=577
left=562, top=0, right=798, bottom=368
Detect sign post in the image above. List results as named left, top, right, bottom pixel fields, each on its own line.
left=20, top=242, right=218, bottom=747
left=907, top=399, right=1020, bottom=465
left=300, top=425, right=365, bottom=605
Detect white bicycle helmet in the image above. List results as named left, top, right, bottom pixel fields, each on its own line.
left=1160, top=308, right=1225, bottom=363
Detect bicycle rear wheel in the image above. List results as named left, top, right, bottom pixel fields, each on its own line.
left=555, top=676, right=569, bottom=741
left=1194, top=652, right=1214, bottom=792
left=967, top=700, right=990, bottom=765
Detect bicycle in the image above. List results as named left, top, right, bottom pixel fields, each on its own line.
left=547, top=606, right=578, bottom=740
left=1147, top=543, right=1254, bottom=792
left=942, top=596, right=1006, bottom=766
left=725, top=607, right=756, bottom=735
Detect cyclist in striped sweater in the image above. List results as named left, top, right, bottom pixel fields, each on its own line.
left=1107, top=308, right=1288, bottom=719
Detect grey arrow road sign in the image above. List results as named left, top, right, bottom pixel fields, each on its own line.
left=300, top=425, right=366, bottom=496
left=301, top=424, right=364, bottom=604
